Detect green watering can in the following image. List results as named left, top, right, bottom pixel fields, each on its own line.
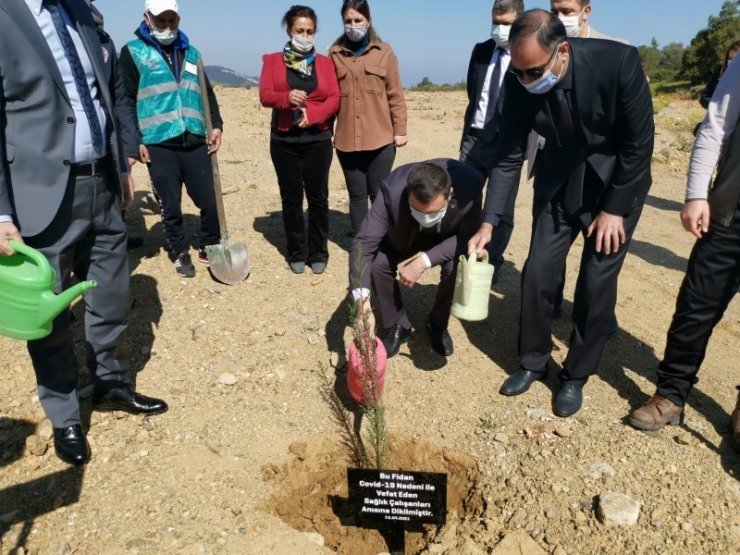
left=450, top=252, right=495, bottom=322
left=0, top=240, right=97, bottom=340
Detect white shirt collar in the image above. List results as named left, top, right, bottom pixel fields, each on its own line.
left=26, top=0, right=45, bottom=17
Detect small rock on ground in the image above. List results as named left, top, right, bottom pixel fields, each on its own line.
left=596, top=492, right=641, bottom=526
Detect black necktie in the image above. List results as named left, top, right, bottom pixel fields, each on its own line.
left=551, top=88, right=575, bottom=145
left=552, top=89, right=584, bottom=214
left=485, top=48, right=504, bottom=124
left=45, top=0, right=105, bottom=155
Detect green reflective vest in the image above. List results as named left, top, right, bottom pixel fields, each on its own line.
left=127, top=39, right=206, bottom=145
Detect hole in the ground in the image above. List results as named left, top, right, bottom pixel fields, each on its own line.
left=265, top=436, right=485, bottom=554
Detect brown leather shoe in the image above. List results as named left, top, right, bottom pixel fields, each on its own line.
left=732, top=386, right=740, bottom=451
left=627, top=394, right=684, bottom=431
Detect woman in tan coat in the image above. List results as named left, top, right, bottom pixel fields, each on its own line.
left=330, top=0, right=408, bottom=236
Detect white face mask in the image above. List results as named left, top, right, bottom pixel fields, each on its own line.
left=291, top=34, right=315, bottom=53
left=150, top=27, right=177, bottom=45
left=410, top=205, right=448, bottom=228
left=490, top=24, right=511, bottom=49
left=345, top=24, right=368, bottom=42
left=518, top=47, right=563, bottom=95
left=147, top=15, right=177, bottom=46
left=559, top=10, right=584, bottom=38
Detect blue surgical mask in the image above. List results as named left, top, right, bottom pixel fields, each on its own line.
left=518, top=50, right=563, bottom=95
left=410, top=205, right=448, bottom=228
left=490, top=24, right=511, bottom=49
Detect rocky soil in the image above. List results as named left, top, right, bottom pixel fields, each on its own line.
left=0, top=89, right=737, bottom=555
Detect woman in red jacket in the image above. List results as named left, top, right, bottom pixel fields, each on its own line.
left=260, top=5, right=340, bottom=274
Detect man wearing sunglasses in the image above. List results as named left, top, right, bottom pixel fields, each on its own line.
left=469, top=9, right=653, bottom=417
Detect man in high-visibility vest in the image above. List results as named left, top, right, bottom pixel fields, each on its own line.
left=121, top=0, right=223, bottom=277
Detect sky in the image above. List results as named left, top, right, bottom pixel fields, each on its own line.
left=94, top=0, right=732, bottom=86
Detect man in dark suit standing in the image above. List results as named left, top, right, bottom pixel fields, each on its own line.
left=460, top=0, right=524, bottom=275
left=469, top=10, right=654, bottom=416
left=0, top=0, right=167, bottom=465
left=350, top=160, right=483, bottom=358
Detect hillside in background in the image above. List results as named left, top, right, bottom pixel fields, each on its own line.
left=205, top=65, right=259, bottom=87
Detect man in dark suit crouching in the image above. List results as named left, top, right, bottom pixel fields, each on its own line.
left=350, top=160, right=483, bottom=358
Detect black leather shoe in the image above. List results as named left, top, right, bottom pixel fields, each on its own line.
left=554, top=381, right=584, bottom=417
left=500, top=368, right=546, bottom=396
left=94, top=387, right=168, bottom=415
left=381, top=324, right=412, bottom=358
left=426, top=320, right=453, bottom=356
left=53, top=425, right=90, bottom=466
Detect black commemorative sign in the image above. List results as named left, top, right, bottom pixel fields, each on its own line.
left=347, top=469, right=447, bottom=526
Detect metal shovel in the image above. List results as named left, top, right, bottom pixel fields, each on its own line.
left=197, top=59, right=251, bottom=285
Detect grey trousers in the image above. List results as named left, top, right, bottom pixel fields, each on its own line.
left=25, top=168, right=130, bottom=428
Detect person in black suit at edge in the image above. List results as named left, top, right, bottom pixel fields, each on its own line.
left=469, top=9, right=654, bottom=417
left=459, top=0, right=525, bottom=279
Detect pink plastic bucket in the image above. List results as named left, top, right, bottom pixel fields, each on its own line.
left=347, top=337, right=387, bottom=403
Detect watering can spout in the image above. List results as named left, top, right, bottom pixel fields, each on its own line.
left=39, top=280, right=97, bottom=326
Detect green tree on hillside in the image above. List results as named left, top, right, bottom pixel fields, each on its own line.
left=638, top=39, right=685, bottom=82
left=681, top=0, right=740, bottom=84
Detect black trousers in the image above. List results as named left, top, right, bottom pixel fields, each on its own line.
left=371, top=246, right=457, bottom=332
left=519, top=196, right=643, bottom=381
left=459, top=131, right=516, bottom=268
left=337, top=144, right=396, bottom=236
left=147, top=143, right=220, bottom=256
left=657, top=203, right=740, bottom=406
left=270, top=138, right=333, bottom=264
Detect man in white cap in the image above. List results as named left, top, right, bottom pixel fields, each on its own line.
left=121, top=0, right=224, bottom=277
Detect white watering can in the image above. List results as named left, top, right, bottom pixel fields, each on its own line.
left=450, top=252, right=495, bottom=322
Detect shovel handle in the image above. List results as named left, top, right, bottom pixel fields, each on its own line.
left=196, top=59, right=229, bottom=237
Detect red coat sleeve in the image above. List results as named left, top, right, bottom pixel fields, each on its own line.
left=259, top=53, right=291, bottom=109
left=304, top=56, right=340, bottom=126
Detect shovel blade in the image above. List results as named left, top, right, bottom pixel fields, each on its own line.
left=207, top=241, right=250, bottom=285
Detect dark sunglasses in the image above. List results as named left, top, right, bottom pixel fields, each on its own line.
left=509, top=44, right=561, bottom=80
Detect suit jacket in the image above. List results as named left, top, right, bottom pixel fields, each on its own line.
left=97, top=28, right=138, bottom=159
left=485, top=38, right=654, bottom=223
left=350, top=159, right=484, bottom=289
left=0, top=0, right=128, bottom=237
left=460, top=39, right=506, bottom=152
left=259, top=52, right=340, bottom=132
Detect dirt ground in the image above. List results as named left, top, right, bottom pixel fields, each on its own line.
left=0, top=89, right=738, bottom=555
